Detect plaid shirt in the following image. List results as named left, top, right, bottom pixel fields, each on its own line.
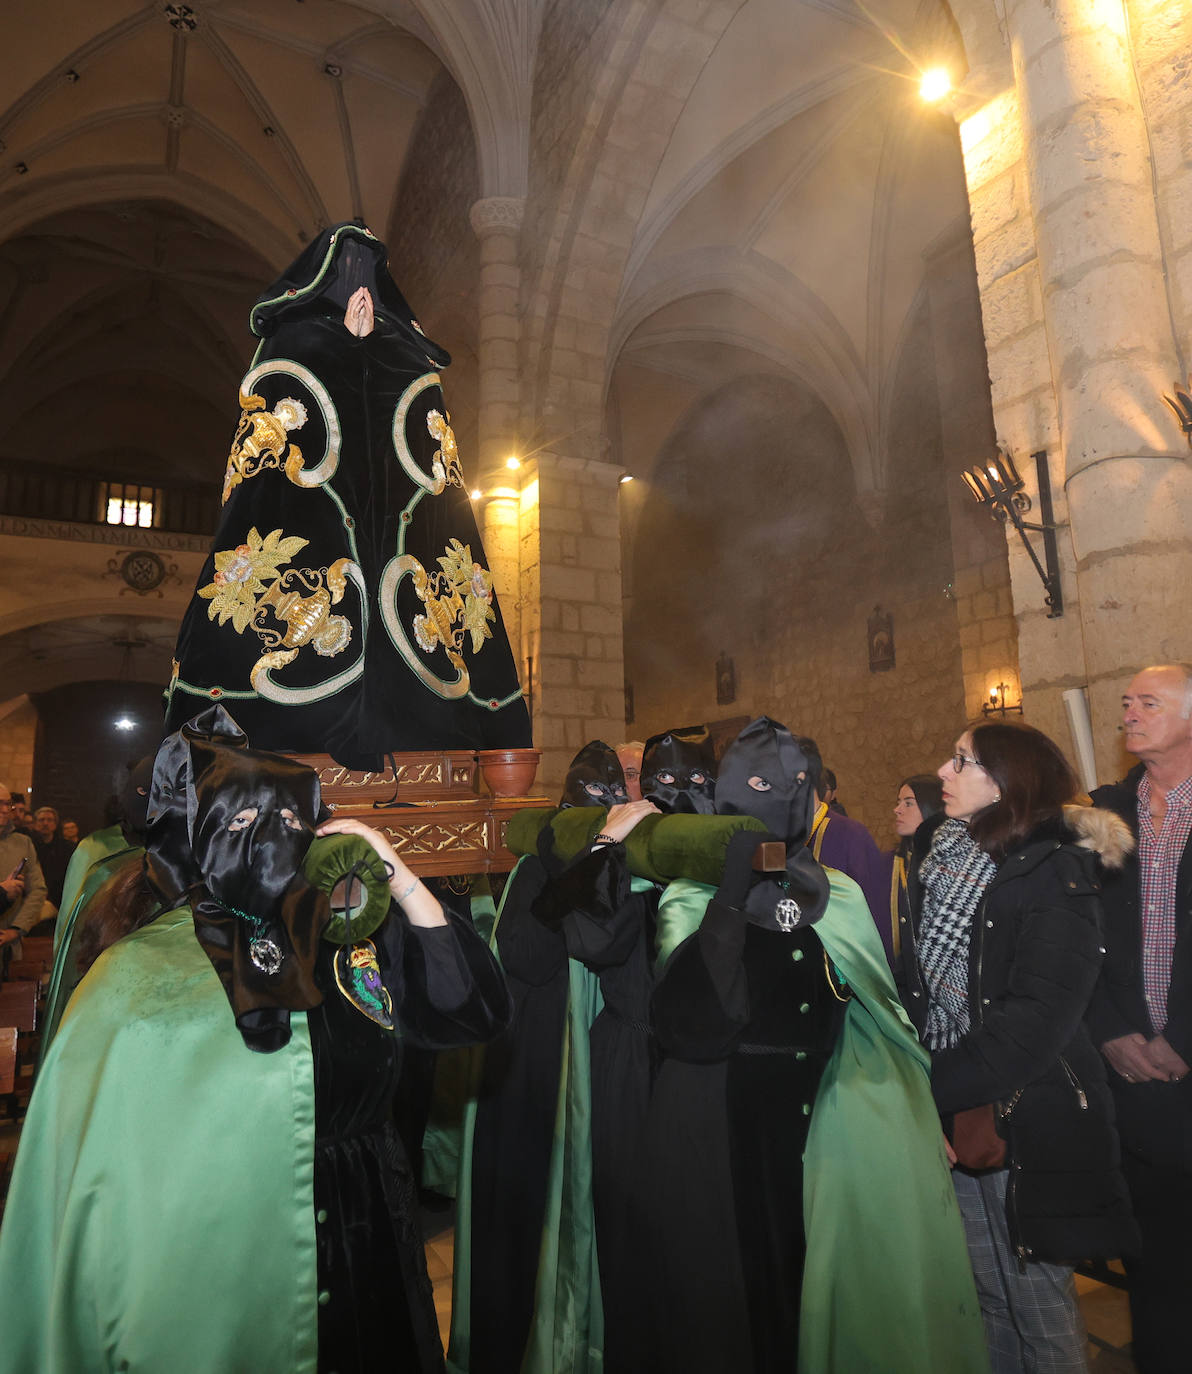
left=1137, top=771, right=1192, bottom=1030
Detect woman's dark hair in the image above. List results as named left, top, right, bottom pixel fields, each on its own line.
left=74, top=855, right=161, bottom=977
left=900, top=774, right=944, bottom=823
left=966, top=720, right=1079, bottom=861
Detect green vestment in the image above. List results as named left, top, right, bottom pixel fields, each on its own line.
left=40, top=828, right=143, bottom=1067
left=655, top=868, right=989, bottom=1374
left=0, top=908, right=319, bottom=1374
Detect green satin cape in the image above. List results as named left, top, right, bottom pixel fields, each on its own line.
left=0, top=908, right=319, bottom=1374
left=447, top=857, right=655, bottom=1373
left=41, top=828, right=143, bottom=1067
left=655, top=869, right=989, bottom=1374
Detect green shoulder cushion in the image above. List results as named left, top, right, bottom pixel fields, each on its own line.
left=302, top=833, right=392, bottom=944
left=504, top=807, right=769, bottom=886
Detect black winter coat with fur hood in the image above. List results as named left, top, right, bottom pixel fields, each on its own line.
left=900, top=806, right=1140, bottom=1264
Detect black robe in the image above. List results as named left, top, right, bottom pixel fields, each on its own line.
left=641, top=902, right=845, bottom=1374
left=466, top=841, right=657, bottom=1374
left=313, top=901, right=512, bottom=1374
left=166, top=223, right=529, bottom=769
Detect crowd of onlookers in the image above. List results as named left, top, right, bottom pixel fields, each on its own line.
left=0, top=788, right=80, bottom=965
left=1, top=664, right=1189, bottom=1374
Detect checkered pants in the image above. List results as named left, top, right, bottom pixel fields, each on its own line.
left=952, top=1168, right=1089, bottom=1374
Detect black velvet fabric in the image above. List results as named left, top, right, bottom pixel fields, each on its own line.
left=468, top=857, right=567, bottom=1374
left=640, top=725, right=716, bottom=815
left=644, top=919, right=841, bottom=1374
left=166, top=222, right=530, bottom=769
left=310, top=901, right=513, bottom=1374
left=532, top=842, right=657, bottom=1372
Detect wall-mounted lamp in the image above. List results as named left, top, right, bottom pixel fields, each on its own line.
left=470, top=487, right=482, bottom=500
left=1162, top=382, right=1192, bottom=447
left=961, top=447, right=1063, bottom=618
left=982, top=682, right=1022, bottom=718
left=618, top=473, right=634, bottom=484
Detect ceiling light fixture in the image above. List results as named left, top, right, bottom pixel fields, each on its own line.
left=919, top=68, right=951, bottom=103
left=505, top=456, right=521, bottom=471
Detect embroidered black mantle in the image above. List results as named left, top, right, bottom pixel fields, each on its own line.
left=166, top=223, right=530, bottom=769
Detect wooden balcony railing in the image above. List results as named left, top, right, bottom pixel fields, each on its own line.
left=0, top=460, right=219, bottom=537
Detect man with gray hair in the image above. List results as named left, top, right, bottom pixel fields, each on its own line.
left=0, top=782, right=47, bottom=969
left=1088, top=663, right=1192, bottom=1374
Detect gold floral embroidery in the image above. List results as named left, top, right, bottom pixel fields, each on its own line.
left=198, top=527, right=354, bottom=679
left=426, top=409, right=463, bottom=489
left=198, top=527, right=308, bottom=633
left=411, top=538, right=495, bottom=662
left=222, top=389, right=309, bottom=503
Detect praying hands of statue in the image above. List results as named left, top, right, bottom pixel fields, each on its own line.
left=343, top=285, right=375, bottom=338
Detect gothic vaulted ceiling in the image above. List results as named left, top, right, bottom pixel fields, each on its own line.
left=0, top=0, right=451, bottom=487
left=607, top=0, right=971, bottom=499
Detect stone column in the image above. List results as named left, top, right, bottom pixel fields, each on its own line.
left=469, top=196, right=524, bottom=473
left=517, top=452, right=625, bottom=791
left=1007, top=0, right=1192, bottom=772
left=470, top=196, right=526, bottom=676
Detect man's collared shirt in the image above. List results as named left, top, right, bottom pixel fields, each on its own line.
left=1137, top=771, right=1192, bottom=1030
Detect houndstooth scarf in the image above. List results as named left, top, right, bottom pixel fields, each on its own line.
left=917, top=819, right=997, bottom=1051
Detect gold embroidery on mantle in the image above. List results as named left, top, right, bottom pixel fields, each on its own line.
left=411, top=538, right=496, bottom=664
left=425, top=410, right=463, bottom=490
left=223, top=390, right=309, bottom=503
left=197, top=526, right=354, bottom=685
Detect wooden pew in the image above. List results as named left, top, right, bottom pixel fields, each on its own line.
left=0, top=1027, right=16, bottom=1097
left=0, top=983, right=37, bottom=1034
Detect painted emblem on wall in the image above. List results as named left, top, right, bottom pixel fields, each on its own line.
left=868, top=605, right=895, bottom=673
left=105, top=549, right=180, bottom=597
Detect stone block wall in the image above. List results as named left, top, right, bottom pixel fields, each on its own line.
left=0, top=698, right=38, bottom=799
left=498, top=452, right=625, bottom=793
left=622, top=366, right=971, bottom=848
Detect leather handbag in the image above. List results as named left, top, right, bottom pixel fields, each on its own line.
left=951, top=1104, right=1006, bottom=1170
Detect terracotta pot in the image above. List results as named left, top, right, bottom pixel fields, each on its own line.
left=477, top=748, right=541, bottom=797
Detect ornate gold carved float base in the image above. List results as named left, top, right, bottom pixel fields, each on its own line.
left=291, top=749, right=551, bottom=877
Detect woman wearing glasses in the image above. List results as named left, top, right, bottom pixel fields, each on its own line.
left=900, top=721, right=1138, bottom=1374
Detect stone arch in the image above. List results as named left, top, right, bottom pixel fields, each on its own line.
left=517, top=0, right=745, bottom=454
left=610, top=247, right=879, bottom=494
left=0, top=174, right=297, bottom=273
